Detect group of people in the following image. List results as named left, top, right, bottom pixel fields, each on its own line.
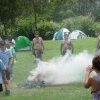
left=84, top=33, right=100, bottom=100
left=0, top=36, right=16, bottom=96
left=32, top=32, right=74, bottom=63
left=1, top=31, right=100, bottom=99
left=32, top=31, right=100, bottom=100
left=28, top=31, right=74, bottom=87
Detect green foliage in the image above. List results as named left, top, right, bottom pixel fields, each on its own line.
left=0, top=14, right=98, bottom=40
left=0, top=0, right=23, bottom=34
left=15, top=16, right=35, bottom=39
left=0, top=0, right=100, bottom=39
left=92, top=22, right=100, bottom=33
left=53, top=0, right=78, bottom=22
left=37, top=21, right=60, bottom=40
left=61, top=16, right=96, bottom=36
left=81, top=17, right=95, bottom=36
left=12, top=15, right=100, bottom=39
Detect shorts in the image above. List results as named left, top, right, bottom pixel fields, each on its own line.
left=62, top=50, right=66, bottom=56
left=0, top=84, right=3, bottom=92
left=62, top=50, right=71, bottom=56
left=34, top=50, right=43, bottom=59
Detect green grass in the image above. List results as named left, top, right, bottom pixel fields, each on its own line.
left=0, top=38, right=97, bottom=100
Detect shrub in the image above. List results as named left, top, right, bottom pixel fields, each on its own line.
left=15, top=16, right=35, bottom=40
left=37, top=21, right=60, bottom=40
left=61, top=16, right=96, bottom=36
left=92, top=22, right=100, bottom=33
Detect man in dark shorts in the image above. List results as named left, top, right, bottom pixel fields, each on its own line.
left=32, top=32, right=44, bottom=63
left=60, top=33, right=74, bottom=56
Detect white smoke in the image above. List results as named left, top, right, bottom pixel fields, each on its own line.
left=27, top=50, right=94, bottom=85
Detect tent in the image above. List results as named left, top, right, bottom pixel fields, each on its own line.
left=15, top=36, right=31, bottom=50
left=53, top=28, right=70, bottom=40
left=69, top=30, right=87, bottom=40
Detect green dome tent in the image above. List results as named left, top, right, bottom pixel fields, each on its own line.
left=15, top=36, right=31, bottom=50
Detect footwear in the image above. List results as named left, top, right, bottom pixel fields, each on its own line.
left=5, top=89, right=10, bottom=96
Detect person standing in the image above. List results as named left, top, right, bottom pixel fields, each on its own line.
left=60, top=33, right=74, bottom=56
left=84, top=55, right=100, bottom=100
left=0, top=59, right=7, bottom=93
left=0, top=41, right=12, bottom=95
left=6, top=41, right=16, bottom=80
left=32, top=32, right=44, bottom=63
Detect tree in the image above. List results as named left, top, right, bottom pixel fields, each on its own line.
left=52, top=0, right=78, bottom=22
left=30, top=0, right=49, bottom=31
left=0, top=0, right=23, bottom=35
left=78, top=0, right=100, bottom=17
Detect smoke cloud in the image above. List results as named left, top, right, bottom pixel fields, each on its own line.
left=27, top=50, right=94, bottom=85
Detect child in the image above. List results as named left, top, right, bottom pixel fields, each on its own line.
left=32, top=32, right=44, bottom=65
left=6, top=41, right=16, bottom=79
left=0, top=41, right=12, bottom=95
left=0, top=59, right=7, bottom=92
left=60, top=33, right=74, bottom=56
left=84, top=55, right=100, bottom=100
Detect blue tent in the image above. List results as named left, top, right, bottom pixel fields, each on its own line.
left=53, top=28, right=70, bottom=40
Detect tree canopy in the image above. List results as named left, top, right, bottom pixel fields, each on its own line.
left=0, top=0, right=100, bottom=39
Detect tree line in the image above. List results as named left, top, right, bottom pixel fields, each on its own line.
left=0, top=0, right=100, bottom=39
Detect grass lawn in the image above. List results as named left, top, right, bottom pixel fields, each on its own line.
left=0, top=38, right=97, bottom=100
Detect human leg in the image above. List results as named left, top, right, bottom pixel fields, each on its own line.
left=0, top=84, right=3, bottom=92
left=4, top=70, right=11, bottom=96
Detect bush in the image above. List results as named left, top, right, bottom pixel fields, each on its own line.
left=15, top=16, right=35, bottom=40
left=92, top=22, right=100, bottom=33
left=37, top=21, right=60, bottom=40
left=61, top=16, right=96, bottom=36
left=14, top=16, right=61, bottom=40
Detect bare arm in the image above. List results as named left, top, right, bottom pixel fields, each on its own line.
left=41, top=38, right=44, bottom=50
left=70, top=41, right=74, bottom=53
left=32, top=39, right=35, bottom=55
left=97, top=39, right=100, bottom=49
left=84, top=65, right=93, bottom=88
left=97, top=36, right=100, bottom=49
left=60, top=41, right=63, bottom=55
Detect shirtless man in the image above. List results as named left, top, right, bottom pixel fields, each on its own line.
left=96, top=32, right=100, bottom=55
left=97, top=33, right=100, bottom=49
left=60, top=33, right=74, bottom=56
left=32, top=32, right=44, bottom=61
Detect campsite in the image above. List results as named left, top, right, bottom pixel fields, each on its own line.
left=0, top=38, right=97, bottom=100
left=53, top=28, right=87, bottom=40
left=0, top=0, right=100, bottom=100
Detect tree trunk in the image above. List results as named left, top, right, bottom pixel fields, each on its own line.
left=33, top=0, right=37, bottom=31
left=34, top=10, right=37, bottom=30
left=3, top=23, right=7, bottom=35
